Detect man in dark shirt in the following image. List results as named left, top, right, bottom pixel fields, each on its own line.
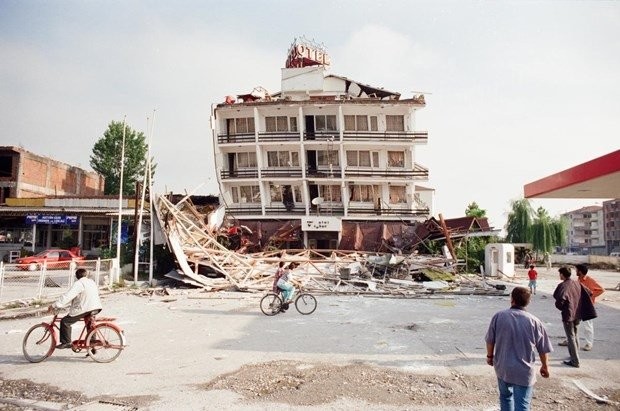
left=553, top=266, right=582, bottom=367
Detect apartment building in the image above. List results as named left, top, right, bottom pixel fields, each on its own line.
left=603, top=198, right=620, bottom=254
left=563, top=205, right=605, bottom=253
left=211, top=39, right=433, bottom=249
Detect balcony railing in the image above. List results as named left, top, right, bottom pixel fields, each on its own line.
left=347, top=207, right=430, bottom=217
left=344, top=164, right=429, bottom=179
left=258, top=132, right=300, bottom=142
left=225, top=205, right=262, bottom=215
left=264, top=206, right=308, bottom=216
left=217, top=133, right=255, bottom=144
left=343, top=131, right=428, bottom=142
left=260, top=167, right=303, bottom=178
left=303, top=131, right=339, bottom=141
left=220, top=169, right=259, bottom=179
left=306, top=167, right=342, bottom=178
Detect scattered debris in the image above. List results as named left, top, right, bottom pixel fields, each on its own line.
left=153, top=195, right=507, bottom=298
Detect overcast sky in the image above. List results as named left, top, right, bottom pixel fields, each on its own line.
left=1, top=1, right=618, bottom=230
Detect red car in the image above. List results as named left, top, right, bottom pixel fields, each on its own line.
left=16, top=249, right=85, bottom=271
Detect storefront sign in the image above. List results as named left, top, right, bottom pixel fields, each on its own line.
left=301, top=216, right=341, bottom=232
left=25, top=215, right=79, bottom=225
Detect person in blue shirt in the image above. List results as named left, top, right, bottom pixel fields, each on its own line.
left=485, top=286, right=552, bottom=411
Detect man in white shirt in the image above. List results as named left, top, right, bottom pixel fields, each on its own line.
left=48, top=268, right=103, bottom=349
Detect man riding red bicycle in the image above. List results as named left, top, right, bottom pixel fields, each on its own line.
left=48, top=268, right=102, bottom=349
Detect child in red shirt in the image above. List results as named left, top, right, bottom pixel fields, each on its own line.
left=527, top=264, right=538, bottom=295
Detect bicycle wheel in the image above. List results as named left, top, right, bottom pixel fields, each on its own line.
left=23, top=324, right=55, bottom=363
left=295, top=293, right=317, bottom=315
left=260, top=293, right=283, bottom=316
left=86, top=324, right=124, bottom=363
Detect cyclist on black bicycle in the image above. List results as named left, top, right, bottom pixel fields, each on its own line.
left=48, top=268, right=102, bottom=349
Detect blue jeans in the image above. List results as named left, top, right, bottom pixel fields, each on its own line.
left=498, top=378, right=533, bottom=411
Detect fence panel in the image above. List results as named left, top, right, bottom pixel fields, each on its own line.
left=0, top=258, right=116, bottom=305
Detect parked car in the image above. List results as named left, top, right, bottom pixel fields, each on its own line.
left=15, top=249, right=85, bottom=271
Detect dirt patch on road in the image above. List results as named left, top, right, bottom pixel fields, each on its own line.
left=203, top=360, right=620, bottom=410
left=0, top=378, right=157, bottom=410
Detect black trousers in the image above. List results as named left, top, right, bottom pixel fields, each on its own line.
left=59, top=310, right=100, bottom=344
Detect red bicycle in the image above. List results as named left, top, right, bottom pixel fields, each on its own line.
left=22, top=310, right=126, bottom=363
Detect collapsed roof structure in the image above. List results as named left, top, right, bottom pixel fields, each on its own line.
left=154, top=194, right=503, bottom=297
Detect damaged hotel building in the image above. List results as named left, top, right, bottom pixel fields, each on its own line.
left=211, top=39, right=433, bottom=251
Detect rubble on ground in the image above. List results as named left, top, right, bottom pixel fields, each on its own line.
left=153, top=195, right=505, bottom=297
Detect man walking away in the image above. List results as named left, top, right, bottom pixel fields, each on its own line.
left=575, top=264, right=604, bottom=351
left=485, top=286, right=552, bottom=411
left=553, top=266, right=581, bottom=367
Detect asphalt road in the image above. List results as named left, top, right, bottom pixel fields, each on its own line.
left=0, top=268, right=618, bottom=410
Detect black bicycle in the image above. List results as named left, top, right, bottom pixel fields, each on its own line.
left=260, top=287, right=317, bottom=316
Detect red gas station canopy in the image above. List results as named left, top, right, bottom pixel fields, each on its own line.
left=524, top=150, right=620, bottom=199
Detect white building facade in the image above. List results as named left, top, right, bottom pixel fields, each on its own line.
left=211, top=42, right=434, bottom=249
left=564, top=205, right=606, bottom=253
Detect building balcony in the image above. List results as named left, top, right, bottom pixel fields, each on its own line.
left=225, top=204, right=262, bottom=215
left=264, top=206, right=310, bottom=216
left=257, top=132, right=300, bottom=142
left=347, top=206, right=430, bottom=217
left=343, top=131, right=428, bottom=143
left=303, top=131, right=339, bottom=141
left=217, top=133, right=255, bottom=144
left=220, top=169, right=259, bottom=179
left=344, top=164, right=428, bottom=179
left=306, top=167, right=342, bottom=178
left=260, top=167, right=303, bottom=178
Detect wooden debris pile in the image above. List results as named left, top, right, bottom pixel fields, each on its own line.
left=153, top=194, right=506, bottom=297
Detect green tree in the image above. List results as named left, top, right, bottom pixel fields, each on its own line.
left=505, top=198, right=533, bottom=243
left=465, top=201, right=487, bottom=218
left=90, top=121, right=155, bottom=195
left=531, top=207, right=553, bottom=253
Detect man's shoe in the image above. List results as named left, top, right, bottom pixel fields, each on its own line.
left=563, top=360, right=579, bottom=368
left=56, top=343, right=72, bottom=349
left=582, top=344, right=592, bottom=351
left=558, top=340, right=568, bottom=346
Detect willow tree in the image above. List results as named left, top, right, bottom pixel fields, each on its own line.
left=505, top=199, right=533, bottom=243
left=531, top=207, right=553, bottom=253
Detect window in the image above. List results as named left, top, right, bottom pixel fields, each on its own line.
left=269, top=184, right=302, bottom=202
left=236, top=152, right=257, bottom=168
left=231, top=186, right=260, bottom=203
left=317, top=150, right=339, bottom=166
left=319, top=185, right=342, bottom=202
left=346, top=150, right=379, bottom=167
left=385, top=115, right=404, bottom=132
left=389, top=186, right=406, bottom=204
left=387, top=151, right=405, bottom=168
left=290, top=117, right=298, bottom=131
left=315, top=115, right=337, bottom=131
left=344, top=115, right=378, bottom=131
left=265, top=116, right=293, bottom=132
left=228, top=117, right=255, bottom=134
left=267, top=151, right=299, bottom=167
left=350, top=185, right=380, bottom=202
